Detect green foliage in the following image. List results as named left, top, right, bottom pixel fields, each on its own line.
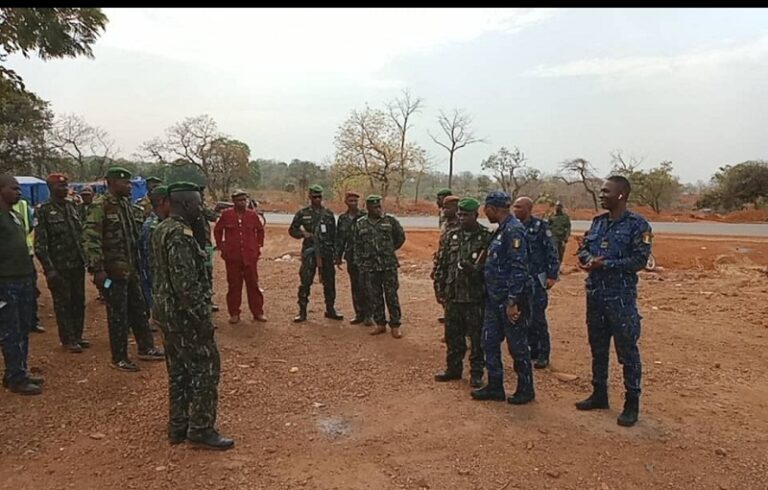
left=287, top=159, right=328, bottom=194
left=620, top=161, right=683, bottom=214
left=697, top=161, right=768, bottom=211
left=0, top=77, right=52, bottom=175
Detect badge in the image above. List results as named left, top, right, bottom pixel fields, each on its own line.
left=320, top=224, right=327, bottom=233
left=183, top=228, right=194, bottom=237
left=512, top=238, right=521, bottom=249
left=545, top=229, right=552, bottom=237
left=600, top=240, right=609, bottom=249
left=472, top=252, right=478, bottom=260
left=50, top=210, right=58, bottom=215
left=642, top=232, right=653, bottom=244
left=452, top=234, right=458, bottom=240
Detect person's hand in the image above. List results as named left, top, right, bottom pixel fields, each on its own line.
left=301, top=230, right=313, bottom=240
left=334, top=258, right=343, bottom=270
left=578, top=256, right=605, bottom=272
left=93, top=271, right=107, bottom=289
left=546, top=278, right=557, bottom=289
left=506, top=303, right=521, bottom=323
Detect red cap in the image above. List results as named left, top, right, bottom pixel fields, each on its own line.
left=46, top=173, right=69, bottom=185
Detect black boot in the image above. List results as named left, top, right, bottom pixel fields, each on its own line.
left=324, top=307, right=343, bottom=321
left=293, top=304, right=308, bottom=323
left=575, top=387, right=609, bottom=410
left=471, top=378, right=506, bottom=401
left=533, top=356, right=550, bottom=369
left=168, top=427, right=188, bottom=445
left=617, top=395, right=639, bottom=427
left=434, top=370, right=462, bottom=382
left=469, top=373, right=484, bottom=388
left=187, top=428, right=235, bottom=450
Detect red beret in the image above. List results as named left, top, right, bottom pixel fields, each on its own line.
left=46, top=173, right=69, bottom=185
left=345, top=191, right=360, bottom=198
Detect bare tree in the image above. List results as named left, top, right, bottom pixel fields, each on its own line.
left=47, top=113, right=116, bottom=180
left=481, top=146, right=540, bottom=200
left=387, top=89, right=424, bottom=203
left=610, top=149, right=646, bottom=175
left=428, top=109, right=484, bottom=188
left=558, top=158, right=601, bottom=211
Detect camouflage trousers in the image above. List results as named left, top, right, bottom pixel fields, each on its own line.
left=47, top=267, right=86, bottom=346
left=103, top=275, right=156, bottom=363
left=483, top=296, right=533, bottom=393
left=346, top=261, right=369, bottom=320
left=363, top=269, right=401, bottom=326
left=162, top=331, right=220, bottom=434
left=0, top=277, right=34, bottom=385
left=555, top=240, right=567, bottom=265
left=586, top=290, right=642, bottom=397
left=444, top=302, right=485, bottom=377
left=297, top=253, right=336, bottom=309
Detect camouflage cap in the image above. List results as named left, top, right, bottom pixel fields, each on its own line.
left=106, top=167, right=132, bottom=179
left=79, top=185, right=94, bottom=195
left=167, top=181, right=201, bottom=194
left=308, top=184, right=324, bottom=194
left=443, top=195, right=460, bottom=205
left=437, top=188, right=453, bottom=197
left=484, top=191, right=511, bottom=207
left=366, top=194, right=383, bottom=204
left=458, top=197, right=480, bottom=211
left=145, top=176, right=163, bottom=183
left=231, top=188, right=248, bottom=198
left=151, top=185, right=169, bottom=197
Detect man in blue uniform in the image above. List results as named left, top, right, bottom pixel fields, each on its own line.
left=512, top=197, right=560, bottom=369
left=575, top=175, right=652, bottom=427
left=471, top=191, right=535, bottom=405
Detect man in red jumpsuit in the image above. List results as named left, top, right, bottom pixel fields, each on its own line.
left=213, top=189, right=266, bottom=325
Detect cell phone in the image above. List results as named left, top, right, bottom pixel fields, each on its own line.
left=103, top=278, right=112, bottom=289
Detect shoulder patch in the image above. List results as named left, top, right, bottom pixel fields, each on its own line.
left=183, top=228, right=194, bottom=237
left=642, top=232, right=653, bottom=244
left=512, top=238, right=521, bottom=249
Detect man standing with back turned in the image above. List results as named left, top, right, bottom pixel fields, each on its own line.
left=575, top=176, right=652, bottom=427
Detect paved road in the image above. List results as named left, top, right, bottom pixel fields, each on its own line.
left=263, top=213, right=768, bottom=237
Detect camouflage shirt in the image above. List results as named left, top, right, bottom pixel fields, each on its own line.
left=77, top=202, right=95, bottom=223
left=289, top=205, right=337, bottom=257
left=34, top=200, right=86, bottom=273
left=431, top=217, right=460, bottom=278
left=135, top=196, right=153, bottom=219
left=140, top=212, right=161, bottom=285
left=435, top=223, right=492, bottom=303
left=352, top=214, right=406, bottom=272
left=547, top=211, right=572, bottom=242
left=151, top=216, right=213, bottom=336
left=82, top=191, right=145, bottom=278
left=335, top=209, right=366, bottom=263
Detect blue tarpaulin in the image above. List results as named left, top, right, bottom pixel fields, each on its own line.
left=70, top=177, right=148, bottom=204
left=16, top=176, right=50, bottom=206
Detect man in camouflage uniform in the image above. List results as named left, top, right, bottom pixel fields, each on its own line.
left=353, top=195, right=406, bottom=339
left=289, top=185, right=343, bottom=323
left=431, top=195, right=459, bottom=326
left=433, top=198, right=491, bottom=388
left=152, top=182, right=234, bottom=450
left=34, top=173, right=88, bottom=353
left=77, top=186, right=95, bottom=222
left=513, top=197, right=560, bottom=369
left=193, top=185, right=220, bottom=313
left=82, top=167, right=165, bottom=371
left=547, top=201, right=572, bottom=267
left=436, top=188, right=453, bottom=228
left=135, top=176, right=163, bottom=219
left=334, top=191, right=369, bottom=325
left=140, top=185, right=170, bottom=319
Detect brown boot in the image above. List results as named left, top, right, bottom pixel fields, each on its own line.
left=370, top=325, right=387, bottom=336
left=390, top=327, right=402, bottom=339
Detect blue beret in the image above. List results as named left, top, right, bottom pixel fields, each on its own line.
left=485, top=191, right=511, bottom=207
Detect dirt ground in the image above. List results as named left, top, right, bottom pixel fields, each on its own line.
left=2, top=225, right=768, bottom=490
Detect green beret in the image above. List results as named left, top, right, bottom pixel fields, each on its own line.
left=309, top=184, right=324, bottom=194
left=366, top=194, right=382, bottom=203
left=167, top=181, right=201, bottom=194
left=437, top=188, right=453, bottom=197
left=146, top=176, right=163, bottom=183
left=106, top=167, right=132, bottom=179
left=458, top=197, right=480, bottom=211
left=151, top=185, right=169, bottom=197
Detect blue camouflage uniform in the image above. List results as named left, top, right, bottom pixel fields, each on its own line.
left=140, top=212, right=160, bottom=310
left=521, top=216, right=560, bottom=361
left=482, top=193, right=534, bottom=394
left=580, top=210, right=652, bottom=398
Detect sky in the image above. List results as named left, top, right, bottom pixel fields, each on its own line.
left=7, top=7, right=768, bottom=183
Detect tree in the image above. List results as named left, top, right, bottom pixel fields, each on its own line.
left=0, top=8, right=108, bottom=90
left=203, top=137, right=251, bottom=198
left=287, top=159, right=327, bottom=195
left=428, top=108, right=483, bottom=188
left=142, top=114, right=229, bottom=198
left=632, top=161, right=682, bottom=214
left=559, top=158, right=601, bottom=211
left=387, top=89, right=424, bottom=202
left=481, top=146, right=540, bottom=200
left=697, top=161, right=768, bottom=211
left=47, top=113, right=116, bottom=180
left=0, top=77, right=52, bottom=175
left=412, top=153, right=433, bottom=204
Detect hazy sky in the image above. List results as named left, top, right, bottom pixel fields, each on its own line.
left=8, top=8, right=768, bottom=183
